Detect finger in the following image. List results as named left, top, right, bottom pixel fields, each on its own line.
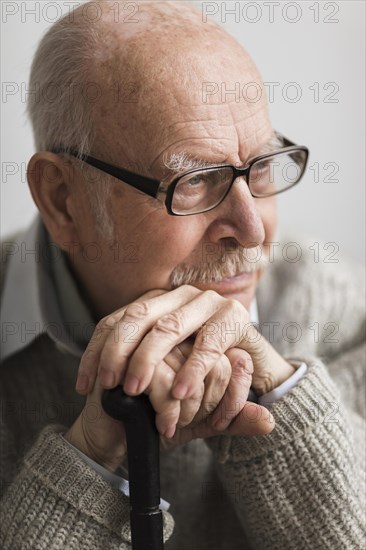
left=152, top=341, right=198, bottom=436
left=98, top=285, right=202, bottom=392
left=153, top=340, right=214, bottom=436
left=76, top=311, right=126, bottom=394
left=156, top=340, right=205, bottom=436
left=225, top=402, right=275, bottom=436
left=146, top=361, right=182, bottom=438
left=124, top=289, right=225, bottom=395
left=160, top=402, right=274, bottom=449
left=158, top=341, right=191, bottom=372
left=76, top=289, right=167, bottom=394
left=210, top=348, right=253, bottom=431
left=192, top=402, right=275, bottom=438
left=175, top=387, right=205, bottom=430
left=171, top=299, right=249, bottom=400
left=179, top=353, right=231, bottom=428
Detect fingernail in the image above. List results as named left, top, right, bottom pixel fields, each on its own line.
left=75, top=374, right=89, bottom=393
left=99, top=368, right=115, bottom=388
left=164, top=425, right=176, bottom=439
left=124, top=373, right=140, bottom=395
left=172, top=382, right=189, bottom=400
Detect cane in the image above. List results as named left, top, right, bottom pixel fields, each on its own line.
left=102, top=387, right=164, bottom=550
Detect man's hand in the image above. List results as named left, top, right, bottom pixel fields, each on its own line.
left=76, top=284, right=294, bottom=409
left=65, top=337, right=274, bottom=472
left=64, top=284, right=297, bottom=471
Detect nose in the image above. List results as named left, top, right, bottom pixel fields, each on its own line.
left=205, top=176, right=266, bottom=247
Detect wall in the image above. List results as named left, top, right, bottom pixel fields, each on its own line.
left=1, top=0, right=364, bottom=266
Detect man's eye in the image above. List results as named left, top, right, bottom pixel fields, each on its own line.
left=186, top=175, right=206, bottom=187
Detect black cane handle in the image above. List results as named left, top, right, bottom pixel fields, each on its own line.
left=102, top=387, right=164, bottom=550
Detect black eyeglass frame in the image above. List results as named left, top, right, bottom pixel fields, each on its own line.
left=51, top=132, right=309, bottom=216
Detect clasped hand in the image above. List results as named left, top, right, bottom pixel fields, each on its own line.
left=66, top=285, right=295, bottom=471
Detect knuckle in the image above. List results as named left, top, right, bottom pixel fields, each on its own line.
left=153, top=311, right=184, bottom=338
left=226, top=298, right=247, bottom=318
left=180, top=284, right=199, bottom=294
left=204, top=289, right=220, bottom=302
left=96, top=315, right=113, bottom=331
left=235, top=352, right=254, bottom=376
left=197, top=329, right=223, bottom=354
left=190, top=355, right=208, bottom=378
left=233, top=365, right=253, bottom=387
left=255, top=370, right=276, bottom=395
left=124, top=300, right=150, bottom=321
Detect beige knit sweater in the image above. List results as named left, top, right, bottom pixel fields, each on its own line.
left=0, top=234, right=365, bottom=550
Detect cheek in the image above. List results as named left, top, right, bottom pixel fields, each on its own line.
left=147, top=219, right=208, bottom=271
left=110, top=202, right=207, bottom=279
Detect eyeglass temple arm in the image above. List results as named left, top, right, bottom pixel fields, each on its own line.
left=51, top=148, right=161, bottom=199
left=274, top=131, right=295, bottom=148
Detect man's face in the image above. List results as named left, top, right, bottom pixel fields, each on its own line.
left=69, top=36, right=277, bottom=317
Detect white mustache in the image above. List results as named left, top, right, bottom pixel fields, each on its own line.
left=170, top=246, right=269, bottom=287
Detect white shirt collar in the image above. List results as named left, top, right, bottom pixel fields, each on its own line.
left=1, top=215, right=259, bottom=362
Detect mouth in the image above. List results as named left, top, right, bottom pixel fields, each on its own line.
left=192, top=270, right=257, bottom=295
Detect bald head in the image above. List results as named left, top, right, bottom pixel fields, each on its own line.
left=28, top=0, right=270, bottom=180
left=76, top=1, right=269, bottom=172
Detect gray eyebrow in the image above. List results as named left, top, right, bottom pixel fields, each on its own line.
left=162, top=132, right=283, bottom=174
left=162, top=151, right=213, bottom=174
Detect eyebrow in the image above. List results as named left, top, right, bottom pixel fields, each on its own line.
left=162, top=132, right=283, bottom=174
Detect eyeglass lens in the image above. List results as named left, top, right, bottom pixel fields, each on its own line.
left=171, top=149, right=307, bottom=215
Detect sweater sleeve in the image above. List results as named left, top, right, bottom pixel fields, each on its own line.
left=205, top=348, right=366, bottom=549
left=0, top=423, right=174, bottom=550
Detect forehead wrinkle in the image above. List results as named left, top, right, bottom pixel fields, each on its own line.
left=158, top=111, right=273, bottom=175
left=163, top=130, right=278, bottom=175
left=155, top=110, right=263, bottom=166
left=155, top=96, right=269, bottom=158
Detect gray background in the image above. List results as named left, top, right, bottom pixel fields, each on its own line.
left=1, top=0, right=365, bottom=266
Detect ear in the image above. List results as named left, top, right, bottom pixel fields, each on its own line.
left=27, top=152, right=81, bottom=249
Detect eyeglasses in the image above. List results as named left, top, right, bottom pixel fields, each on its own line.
left=51, top=132, right=309, bottom=216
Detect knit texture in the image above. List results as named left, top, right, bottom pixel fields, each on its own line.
left=1, top=232, right=365, bottom=549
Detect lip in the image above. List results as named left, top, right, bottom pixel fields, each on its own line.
left=192, top=270, right=257, bottom=295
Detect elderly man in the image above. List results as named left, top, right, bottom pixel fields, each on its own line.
left=0, top=1, right=365, bottom=549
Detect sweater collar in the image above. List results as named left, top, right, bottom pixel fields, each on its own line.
left=1, top=216, right=95, bottom=362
